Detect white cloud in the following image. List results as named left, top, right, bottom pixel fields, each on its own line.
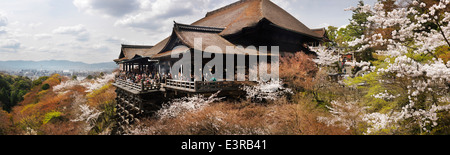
left=28, top=22, right=43, bottom=29
left=114, top=0, right=188, bottom=27
left=0, top=12, right=7, bottom=26
left=0, top=27, right=6, bottom=35
left=318, top=23, right=330, bottom=28
left=0, top=0, right=379, bottom=63
left=34, top=33, right=52, bottom=40
left=0, top=39, right=20, bottom=49
left=272, top=0, right=297, bottom=11
left=73, top=0, right=140, bottom=17
left=114, top=0, right=229, bottom=30
left=53, top=24, right=90, bottom=41
left=105, top=36, right=129, bottom=44
left=53, top=24, right=86, bottom=34
left=339, top=24, right=349, bottom=29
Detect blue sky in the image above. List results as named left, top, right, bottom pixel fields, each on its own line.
left=0, top=0, right=376, bottom=63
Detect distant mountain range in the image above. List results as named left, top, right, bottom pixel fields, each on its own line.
left=0, top=60, right=118, bottom=71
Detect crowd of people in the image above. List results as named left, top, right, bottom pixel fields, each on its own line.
left=117, top=70, right=172, bottom=87
left=117, top=68, right=221, bottom=89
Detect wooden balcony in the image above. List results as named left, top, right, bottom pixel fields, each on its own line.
left=164, top=79, right=243, bottom=93
left=114, top=78, right=246, bottom=94
left=113, top=79, right=161, bottom=95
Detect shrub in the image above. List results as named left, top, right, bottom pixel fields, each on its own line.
left=42, top=111, right=62, bottom=125
left=41, top=84, right=50, bottom=91
left=86, top=75, right=94, bottom=80
left=0, top=110, right=12, bottom=135
left=20, top=104, right=36, bottom=114
left=43, top=74, right=63, bottom=87
left=128, top=96, right=350, bottom=135
left=279, top=52, right=318, bottom=92
left=32, top=76, right=49, bottom=87
left=86, top=83, right=116, bottom=107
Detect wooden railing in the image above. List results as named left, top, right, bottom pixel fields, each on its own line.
left=165, top=80, right=196, bottom=91
left=114, top=79, right=160, bottom=93
left=115, top=78, right=244, bottom=93
left=164, top=79, right=241, bottom=93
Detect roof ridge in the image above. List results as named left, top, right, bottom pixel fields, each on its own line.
left=259, top=0, right=264, bottom=17
left=311, top=27, right=326, bottom=31
left=174, top=22, right=224, bottom=33
left=205, top=0, right=259, bottom=17
left=121, top=44, right=154, bottom=48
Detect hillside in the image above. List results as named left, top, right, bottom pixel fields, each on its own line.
left=0, top=60, right=117, bottom=71
left=0, top=73, right=117, bottom=135
left=0, top=69, right=351, bottom=135
left=0, top=54, right=353, bottom=135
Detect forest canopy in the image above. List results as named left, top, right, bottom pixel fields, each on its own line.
left=0, top=73, right=33, bottom=112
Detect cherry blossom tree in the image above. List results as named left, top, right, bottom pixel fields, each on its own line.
left=313, top=46, right=340, bottom=66
left=340, top=0, right=450, bottom=134
left=157, top=91, right=224, bottom=119
left=317, top=100, right=366, bottom=133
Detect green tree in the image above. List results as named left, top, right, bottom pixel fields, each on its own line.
left=0, top=74, right=32, bottom=112
left=0, top=87, right=10, bottom=111
left=348, top=0, right=376, bottom=61
left=325, top=26, right=339, bottom=47
left=348, top=1, right=372, bottom=37
left=326, top=25, right=359, bottom=50
left=41, top=83, right=50, bottom=91
left=0, top=77, right=11, bottom=111
left=32, top=76, right=49, bottom=87
left=86, top=75, right=94, bottom=80
left=14, top=79, right=31, bottom=91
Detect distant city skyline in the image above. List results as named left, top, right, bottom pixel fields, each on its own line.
left=0, top=59, right=116, bottom=71
left=0, top=0, right=377, bottom=63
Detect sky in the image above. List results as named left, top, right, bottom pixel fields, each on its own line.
left=0, top=0, right=377, bottom=64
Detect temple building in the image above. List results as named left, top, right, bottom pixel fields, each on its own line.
left=112, top=0, right=328, bottom=132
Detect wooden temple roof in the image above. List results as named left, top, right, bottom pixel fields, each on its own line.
left=192, top=0, right=322, bottom=38
left=152, top=23, right=273, bottom=58
left=311, top=28, right=331, bottom=42
left=114, top=45, right=154, bottom=63
left=115, top=0, right=325, bottom=62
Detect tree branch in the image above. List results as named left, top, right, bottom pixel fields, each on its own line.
left=434, top=19, right=450, bottom=47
